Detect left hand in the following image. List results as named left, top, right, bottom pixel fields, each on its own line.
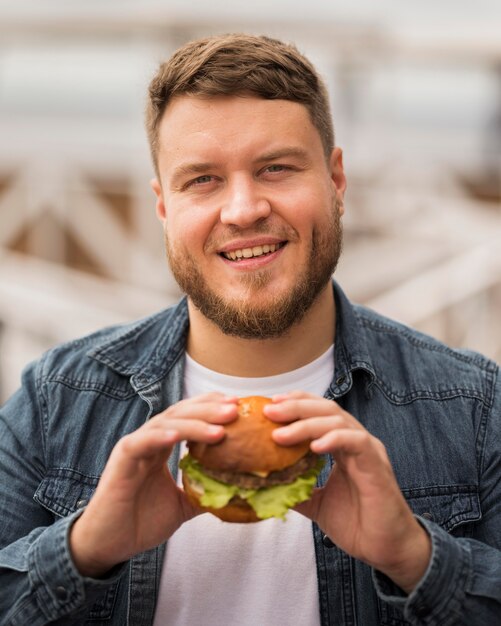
left=265, top=391, right=431, bottom=593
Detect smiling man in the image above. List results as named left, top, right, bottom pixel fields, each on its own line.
left=154, top=94, right=343, bottom=349
left=1, top=34, right=500, bottom=626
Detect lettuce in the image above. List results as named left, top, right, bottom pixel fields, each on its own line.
left=179, top=454, right=323, bottom=520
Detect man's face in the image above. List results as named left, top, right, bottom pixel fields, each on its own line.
left=153, top=95, right=346, bottom=339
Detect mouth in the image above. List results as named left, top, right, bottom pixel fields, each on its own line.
left=220, top=242, right=287, bottom=262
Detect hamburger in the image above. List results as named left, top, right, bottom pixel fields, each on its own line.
left=180, top=396, right=323, bottom=523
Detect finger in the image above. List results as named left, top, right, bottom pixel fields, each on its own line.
left=272, top=415, right=355, bottom=446
left=310, top=431, right=396, bottom=498
left=118, top=421, right=224, bottom=462
left=265, top=398, right=355, bottom=425
left=310, top=428, right=380, bottom=462
left=182, top=392, right=239, bottom=405
left=102, top=430, right=175, bottom=483
left=160, top=419, right=226, bottom=446
left=153, top=400, right=238, bottom=426
left=271, top=390, right=317, bottom=402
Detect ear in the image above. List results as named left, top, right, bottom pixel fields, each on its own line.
left=150, top=178, right=167, bottom=223
left=329, top=147, right=347, bottom=215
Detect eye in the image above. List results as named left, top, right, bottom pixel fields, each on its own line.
left=264, top=164, right=288, bottom=173
left=190, top=175, right=215, bottom=186
left=182, top=174, right=219, bottom=192
left=260, top=163, right=298, bottom=179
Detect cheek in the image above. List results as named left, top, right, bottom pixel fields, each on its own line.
left=282, top=187, right=330, bottom=231
left=166, top=209, right=216, bottom=257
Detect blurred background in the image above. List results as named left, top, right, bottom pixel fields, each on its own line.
left=0, top=0, right=500, bottom=402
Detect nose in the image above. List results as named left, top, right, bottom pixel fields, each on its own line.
left=219, top=176, right=271, bottom=227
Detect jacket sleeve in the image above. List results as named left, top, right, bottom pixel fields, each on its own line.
left=0, top=359, right=124, bottom=625
left=373, top=365, right=501, bottom=625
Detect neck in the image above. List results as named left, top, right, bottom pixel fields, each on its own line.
left=186, top=284, right=335, bottom=377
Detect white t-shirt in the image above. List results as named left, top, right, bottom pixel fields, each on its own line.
left=153, top=345, right=334, bottom=626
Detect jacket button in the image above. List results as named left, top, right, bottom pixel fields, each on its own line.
left=55, top=586, right=68, bottom=601
left=421, top=512, right=433, bottom=521
left=322, top=534, right=335, bottom=548
left=414, top=604, right=428, bottom=618
left=76, top=499, right=88, bottom=509
left=335, top=375, right=346, bottom=385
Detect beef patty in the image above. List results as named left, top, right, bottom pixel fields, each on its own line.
left=202, top=451, right=319, bottom=489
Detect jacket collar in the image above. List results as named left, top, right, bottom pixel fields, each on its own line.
left=329, top=282, right=376, bottom=397
left=88, top=297, right=190, bottom=388
left=88, top=282, right=375, bottom=392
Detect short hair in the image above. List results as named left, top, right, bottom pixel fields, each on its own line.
left=146, top=33, right=334, bottom=175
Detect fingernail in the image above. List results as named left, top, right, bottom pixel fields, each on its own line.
left=310, top=440, right=325, bottom=453
left=273, top=425, right=290, bottom=438
left=207, top=425, right=223, bottom=434
left=271, top=394, right=289, bottom=402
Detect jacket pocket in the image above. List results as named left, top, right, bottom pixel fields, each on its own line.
left=377, top=485, right=481, bottom=625
left=34, top=468, right=120, bottom=623
left=403, top=484, right=481, bottom=534
left=34, top=467, right=100, bottom=517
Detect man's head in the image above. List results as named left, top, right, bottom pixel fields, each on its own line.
left=148, top=35, right=346, bottom=340
left=146, top=33, right=335, bottom=177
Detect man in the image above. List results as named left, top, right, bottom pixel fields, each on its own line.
left=0, top=34, right=500, bottom=626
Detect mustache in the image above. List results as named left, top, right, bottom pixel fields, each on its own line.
left=205, top=220, right=300, bottom=253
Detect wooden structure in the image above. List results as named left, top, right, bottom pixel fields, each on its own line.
left=0, top=4, right=499, bottom=400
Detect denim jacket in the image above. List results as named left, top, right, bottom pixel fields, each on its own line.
left=1, top=282, right=500, bottom=626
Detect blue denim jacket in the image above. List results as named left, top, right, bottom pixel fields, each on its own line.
left=1, top=282, right=500, bottom=625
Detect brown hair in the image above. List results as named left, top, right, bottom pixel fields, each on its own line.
left=146, top=33, right=334, bottom=175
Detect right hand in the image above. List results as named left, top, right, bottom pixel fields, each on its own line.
left=69, top=393, right=238, bottom=577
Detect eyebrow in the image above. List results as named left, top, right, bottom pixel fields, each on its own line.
left=170, top=162, right=218, bottom=184
left=254, top=147, right=311, bottom=163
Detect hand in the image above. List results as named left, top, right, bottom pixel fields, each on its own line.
left=265, top=391, right=431, bottom=593
left=70, top=393, right=238, bottom=578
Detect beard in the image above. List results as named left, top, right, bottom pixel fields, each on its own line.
left=166, top=202, right=343, bottom=339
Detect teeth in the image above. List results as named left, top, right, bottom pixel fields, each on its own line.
left=223, top=243, right=279, bottom=261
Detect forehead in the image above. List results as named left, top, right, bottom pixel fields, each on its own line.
left=156, top=95, right=323, bottom=170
